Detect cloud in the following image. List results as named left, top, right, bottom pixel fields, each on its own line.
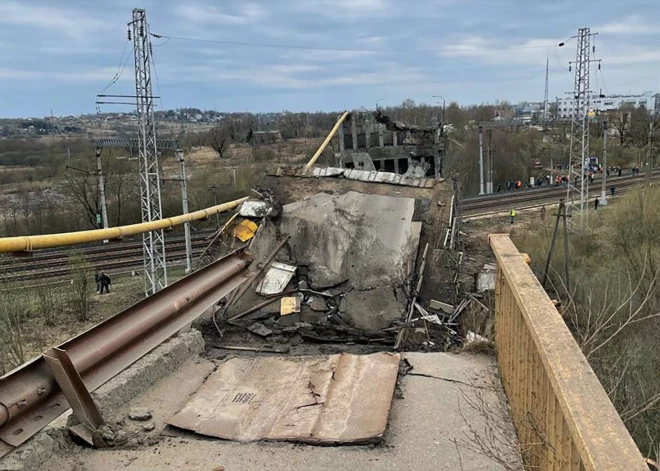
left=294, top=0, right=388, bottom=19
left=596, top=15, right=656, bottom=35
left=0, top=1, right=107, bottom=39
left=175, top=2, right=265, bottom=26
left=0, top=67, right=132, bottom=83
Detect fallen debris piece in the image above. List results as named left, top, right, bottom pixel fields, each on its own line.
left=142, top=422, right=156, bottom=432
left=214, top=344, right=290, bottom=354
left=128, top=409, right=153, bottom=421
left=240, top=201, right=273, bottom=218
left=167, top=353, right=400, bottom=444
left=247, top=323, right=273, bottom=337
left=476, top=263, right=496, bottom=292
left=280, top=296, right=301, bottom=315
left=466, top=331, right=489, bottom=345
left=309, top=297, right=327, bottom=312
left=429, top=299, right=454, bottom=315
left=256, top=262, right=296, bottom=295
left=414, top=303, right=443, bottom=325
left=232, top=219, right=259, bottom=242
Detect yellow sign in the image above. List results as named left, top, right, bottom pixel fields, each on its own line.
left=280, top=296, right=301, bottom=316
left=232, top=220, right=258, bottom=242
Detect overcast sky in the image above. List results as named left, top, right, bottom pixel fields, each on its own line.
left=1, top=0, right=659, bottom=118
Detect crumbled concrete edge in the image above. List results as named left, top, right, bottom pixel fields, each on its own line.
left=0, top=330, right=204, bottom=471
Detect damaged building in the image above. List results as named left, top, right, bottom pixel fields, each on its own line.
left=335, top=110, right=445, bottom=179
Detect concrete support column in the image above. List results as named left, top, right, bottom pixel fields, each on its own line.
left=338, top=122, right=345, bottom=152
left=394, top=158, right=400, bottom=174
left=393, top=131, right=398, bottom=147
left=378, top=124, right=384, bottom=147
left=365, top=122, right=371, bottom=149
left=351, top=117, right=358, bottom=150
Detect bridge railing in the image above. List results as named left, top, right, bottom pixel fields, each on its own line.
left=490, top=234, right=647, bottom=471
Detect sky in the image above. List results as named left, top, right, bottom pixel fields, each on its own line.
left=1, top=0, right=660, bottom=118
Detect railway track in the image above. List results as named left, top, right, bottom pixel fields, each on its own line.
left=461, top=171, right=659, bottom=216
left=0, top=230, right=217, bottom=282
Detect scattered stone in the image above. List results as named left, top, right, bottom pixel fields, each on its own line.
left=98, top=425, right=115, bottom=442
left=339, top=297, right=348, bottom=313
left=309, top=297, right=327, bottom=312
left=128, top=408, right=153, bottom=421
left=278, top=312, right=300, bottom=327
left=213, top=466, right=225, bottom=471
left=298, top=280, right=308, bottom=290
left=247, top=322, right=273, bottom=337
left=142, top=422, right=156, bottom=432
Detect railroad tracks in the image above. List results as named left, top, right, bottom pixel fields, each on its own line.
left=461, top=171, right=658, bottom=217
left=0, top=231, right=216, bottom=282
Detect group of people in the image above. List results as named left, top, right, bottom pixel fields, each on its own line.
left=95, top=271, right=112, bottom=294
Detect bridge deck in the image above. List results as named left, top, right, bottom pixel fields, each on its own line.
left=43, top=352, right=521, bottom=471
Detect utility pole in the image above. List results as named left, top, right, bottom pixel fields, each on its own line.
left=130, top=8, right=167, bottom=296
left=543, top=55, right=549, bottom=121
left=94, top=147, right=109, bottom=236
left=487, top=129, right=493, bottom=193
left=175, top=149, right=192, bottom=273
left=566, top=27, right=599, bottom=223
left=478, top=125, right=485, bottom=195
left=646, top=121, right=654, bottom=186
left=600, top=120, right=608, bottom=206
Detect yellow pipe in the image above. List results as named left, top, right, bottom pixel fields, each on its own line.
left=304, top=111, right=350, bottom=169
left=0, top=196, right=249, bottom=253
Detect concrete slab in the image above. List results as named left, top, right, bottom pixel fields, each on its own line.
left=42, top=352, right=522, bottom=471
left=281, top=191, right=418, bottom=290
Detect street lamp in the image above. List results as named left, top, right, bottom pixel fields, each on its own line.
left=376, top=98, right=386, bottom=110
left=432, top=95, right=446, bottom=125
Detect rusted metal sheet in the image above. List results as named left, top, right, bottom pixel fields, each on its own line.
left=0, top=251, right=251, bottom=450
left=167, top=352, right=400, bottom=444
left=256, top=262, right=296, bottom=295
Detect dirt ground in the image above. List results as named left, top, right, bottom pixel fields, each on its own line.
left=43, top=352, right=522, bottom=471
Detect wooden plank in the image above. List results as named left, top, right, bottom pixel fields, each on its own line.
left=490, top=234, right=647, bottom=471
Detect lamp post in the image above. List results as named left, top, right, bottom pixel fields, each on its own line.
left=376, top=98, right=386, bottom=110
left=432, top=95, right=446, bottom=125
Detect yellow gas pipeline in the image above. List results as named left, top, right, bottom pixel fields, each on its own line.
left=0, top=196, right=249, bottom=253
left=304, top=111, right=349, bottom=169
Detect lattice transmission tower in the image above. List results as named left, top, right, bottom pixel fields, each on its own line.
left=566, top=28, right=599, bottom=220
left=130, top=9, right=167, bottom=295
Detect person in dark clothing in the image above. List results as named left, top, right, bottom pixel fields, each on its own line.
left=610, top=186, right=615, bottom=196
left=98, top=272, right=111, bottom=294
left=618, top=167, right=622, bottom=177
left=497, top=183, right=501, bottom=192
left=594, top=197, right=599, bottom=210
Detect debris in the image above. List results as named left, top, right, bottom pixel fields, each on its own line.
left=343, top=287, right=406, bottom=330
left=298, top=280, right=308, bottom=290
left=166, top=353, right=400, bottom=444
left=466, top=331, right=489, bottom=345
left=476, top=263, right=496, bottom=292
left=239, top=200, right=273, bottom=218
left=281, top=296, right=301, bottom=315
left=228, top=295, right=287, bottom=321
left=429, top=299, right=454, bottom=315
left=142, top=422, right=156, bottom=432
left=395, top=243, right=429, bottom=350
left=128, top=409, right=153, bottom=421
left=309, top=297, right=327, bottom=312
left=225, top=235, right=290, bottom=309
left=232, top=220, right=259, bottom=242
left=414, top=303, right=443, bottom=325
left=308, top=265, right=348, bottom=290
left=213, top=344, right=290, bottom=354
left=256, top=262, right=296, bottom=295
left=213, top=467, right=225, bottom=471
left=247, top=323, right=273, bottom=337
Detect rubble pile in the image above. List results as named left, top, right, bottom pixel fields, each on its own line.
left=214, top=189, right=464, bottom=352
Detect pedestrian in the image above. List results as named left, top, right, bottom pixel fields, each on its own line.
left=509, top=208, right=516, bottom=224
left=98, top=271, right=111, bottom=294
left=497, top=183, right=501, bottom=192
left=540, top=205, right=546, bottom=222
left=618, top=167, right=622, bottom=177
left=610, top=186, right=615, bottom=196
left=94, top=272, right=101, bottom=294
left=606, top=168, right=610, bottom=177
left=594, top=197, right=599, bottom=210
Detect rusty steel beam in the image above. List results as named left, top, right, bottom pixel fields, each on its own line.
left=0, top=251, right=251, bottom=450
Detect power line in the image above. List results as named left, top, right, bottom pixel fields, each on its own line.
left=98, top=40, right=131, bottom=96
left=149, top=32, right=560, bottom=54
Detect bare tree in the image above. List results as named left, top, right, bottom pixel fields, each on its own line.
left=207, top=125, right=232, bottom=158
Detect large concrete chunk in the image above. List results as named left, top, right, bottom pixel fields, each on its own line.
left=281, top=192, right=417, bottom=291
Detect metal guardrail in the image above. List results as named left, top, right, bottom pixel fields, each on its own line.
left=490, top=234, right=647, bottom=471
left=0, top=250, right=251, bottom=451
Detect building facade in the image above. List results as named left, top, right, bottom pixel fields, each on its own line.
left=555, top=91, right=660, bottom=119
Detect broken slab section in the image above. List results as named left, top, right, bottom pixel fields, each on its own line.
left=166, top=352, right=400, bottom=444
left=281, top=191, right=418, bottom=291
